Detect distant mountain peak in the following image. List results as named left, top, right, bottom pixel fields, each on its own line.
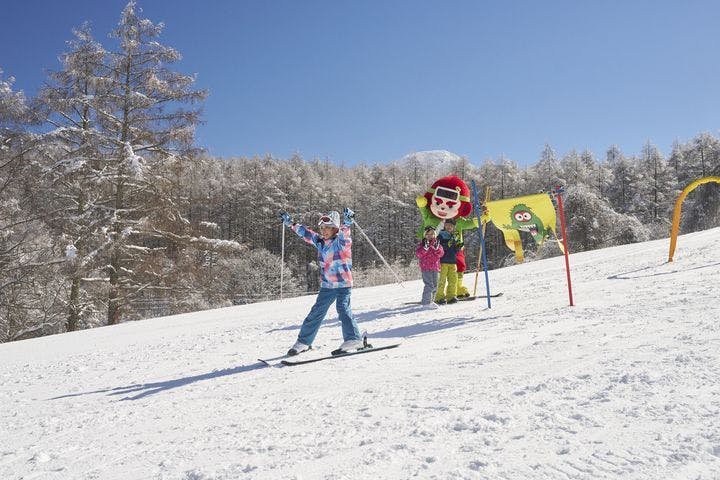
left=400, top=150, right=464, bottom=166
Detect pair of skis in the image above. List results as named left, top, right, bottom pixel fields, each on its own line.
left=259, top=341, right=400, bottom=367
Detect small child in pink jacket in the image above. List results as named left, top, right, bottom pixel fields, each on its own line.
left=415, top=226, right=444, bottom=309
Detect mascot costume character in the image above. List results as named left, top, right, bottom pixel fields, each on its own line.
left=416, top=175, right=479, bottom=297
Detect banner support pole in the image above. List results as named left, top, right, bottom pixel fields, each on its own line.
left=553, top=186, right=574, bottom=306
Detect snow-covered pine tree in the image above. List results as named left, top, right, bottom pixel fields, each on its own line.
left=635, top=141, right=675, bottom=226
left=560, top=149, right=583, bottom=186
left=498, top=155, right=525, bottom=199
left=530, top=143, right=563, bottom=191
left=605, top=145, right=638, bottom=214
left=0, top=70, right=66, bottom=340
left=562, top=184, right=650, bottom=252
left=97, top=1, right=208, bottom=324
left=680, top=133, right=720, bottom=232
left=579, top=149, right=600, bottom=192
left=690, top=133, right=720, bottom=179
left=36, top=24, right=112, bottom=331
left=668, top=140, right=687, bottom=186
left=475, top=159, right=501, bottom=198
left=594, top=151, right=614, bottom=199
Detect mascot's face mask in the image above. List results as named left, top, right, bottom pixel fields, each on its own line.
left=430, top=186, right=463, bottom=219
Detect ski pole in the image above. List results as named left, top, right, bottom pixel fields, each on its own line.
left=352, top=220, right=404, bottom=287
left=471, top=180, right=492, bottom=308
left=280, top=223, right=286, bottom=299
left=473, top=186, right=491, bottom=296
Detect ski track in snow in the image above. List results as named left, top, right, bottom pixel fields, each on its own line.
left=1, top=228, right=720, bottom=479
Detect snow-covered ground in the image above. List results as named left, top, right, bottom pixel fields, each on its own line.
left=2, top=228, right=720, bottom=480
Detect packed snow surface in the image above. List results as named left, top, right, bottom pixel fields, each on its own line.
left=2, top=228, right=719, bottom=479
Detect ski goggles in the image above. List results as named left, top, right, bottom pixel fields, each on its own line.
left=429, top=186, right=470, bottom=204
left=318, top=215, right=337, bottom=227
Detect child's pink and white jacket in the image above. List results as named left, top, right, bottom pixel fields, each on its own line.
left=415, top=240, right=444, bottom=272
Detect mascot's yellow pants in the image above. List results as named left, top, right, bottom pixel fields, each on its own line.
left=456, top=272, right=469, bottom=296
left=435, top=263, right=458, bottom=302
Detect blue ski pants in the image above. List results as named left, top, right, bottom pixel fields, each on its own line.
left=297, top=287, right=361, bottom=346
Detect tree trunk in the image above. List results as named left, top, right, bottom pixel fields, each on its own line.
left=67, top=276, right=80, bottom=331
left=108, top=249, right=122, bottom=325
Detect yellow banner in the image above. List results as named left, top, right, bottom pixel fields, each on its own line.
left=485, top=193, right=557, bottom=252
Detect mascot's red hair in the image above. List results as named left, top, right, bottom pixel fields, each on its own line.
left=423, top=175, right=473, bottom=220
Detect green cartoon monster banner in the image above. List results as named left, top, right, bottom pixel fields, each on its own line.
left=484, top=193, right=560, bottom=262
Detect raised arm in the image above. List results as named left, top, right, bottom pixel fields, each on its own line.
left=337, top=208, right=354, bottom=245
left=292, top=223, right=321, bottom=246
left=456, top=216, right=479, bottom=231
left=279, top=211, right=321, bottom=246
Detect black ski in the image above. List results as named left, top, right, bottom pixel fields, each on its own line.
left=280, top=343, right=400, bottom=366
left=403, top=292, right=503, bottom=305
left=457, top=292, right=504, bottom=301
left=258, top=347, right=315, bottom=366
left=258, top=357, right=286, bottom=367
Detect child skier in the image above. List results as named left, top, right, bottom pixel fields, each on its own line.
left=415, top=225, right=444, bottom=309
left=279, top=208, right=363, bottom=356
left=435, top=219, right=463, bottom=305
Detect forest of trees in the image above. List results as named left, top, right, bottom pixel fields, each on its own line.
left=1, top=2, right=719, bottom=342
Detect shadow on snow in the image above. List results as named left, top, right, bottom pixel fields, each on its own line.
left=265, top=304, right=422, bottom=333
left=52, top=308, right=506, bottom=401
left=266, top=303, right=510, bottom=340
left=607, top=261, right=720, bottom=280
left=50, top=362, right=266, bottom=401
left=369, top=314, right=511, bottom=339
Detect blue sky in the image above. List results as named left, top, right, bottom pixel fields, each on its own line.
left=2, top=1, right=719, bottom=166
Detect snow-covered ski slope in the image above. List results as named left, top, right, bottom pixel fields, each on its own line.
left=2, top=228, right=720, bottom=480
